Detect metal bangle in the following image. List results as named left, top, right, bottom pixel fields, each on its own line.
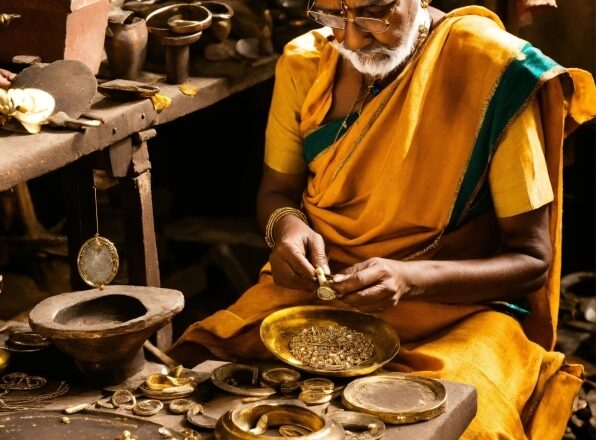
left=265, top=207, right=308, bottom=248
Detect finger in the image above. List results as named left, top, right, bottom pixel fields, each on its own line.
left=331, top=265, right=383, bottom=297
left=340, top=285, right=386, bottom=306
left=272, top=257, right=310, bottom=290
left=0, top=78, right=10, bottom=89
left=272, top=249, right=318, bottom=290
left=306, top=234, right=329, bottom=275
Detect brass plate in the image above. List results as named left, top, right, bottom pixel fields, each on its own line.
left=341, top=373, right=446, bottom=424
left=0, top=409, right=185, bottom=439
left=77, top=235, right=119, bottom=288
left=259, top=306, right=399, bottom=377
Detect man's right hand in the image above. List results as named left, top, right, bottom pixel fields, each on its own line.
left=269, top=214, right=330, bottom=291
left=0, top=68, right=15, bottom=89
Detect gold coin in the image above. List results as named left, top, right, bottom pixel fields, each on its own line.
left=316, top=286, right=336, bottom=301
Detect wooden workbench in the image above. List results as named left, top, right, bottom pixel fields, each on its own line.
left=0, top=56, right=278, bottom=348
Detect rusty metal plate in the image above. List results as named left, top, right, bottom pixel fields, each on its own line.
left=11, top=60, right=97, bottom=118
left=0, top=409, right=185, bottom=439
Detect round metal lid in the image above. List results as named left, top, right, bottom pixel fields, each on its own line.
left=341, top=373, right=446, bottom=424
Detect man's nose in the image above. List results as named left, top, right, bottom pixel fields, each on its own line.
left=342, top=21, right=371, bottom=52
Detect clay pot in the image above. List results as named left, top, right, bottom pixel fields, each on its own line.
left=105, top=16, right=148, bottom=80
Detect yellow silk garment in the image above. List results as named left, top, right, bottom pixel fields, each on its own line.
left=170, top=6, right=596, bottom=439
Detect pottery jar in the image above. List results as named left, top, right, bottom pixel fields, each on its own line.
left=105, top=17, right=148, bottom=80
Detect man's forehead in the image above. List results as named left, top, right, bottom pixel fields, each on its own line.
left=313, top=0, right=395, bottom=9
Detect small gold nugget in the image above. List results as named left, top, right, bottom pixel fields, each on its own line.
left=290, top=325, right=374, bottom=370
left=315, top=267, right=336, bottom=301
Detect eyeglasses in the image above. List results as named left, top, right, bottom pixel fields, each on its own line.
left=306, top=0, right=398, bottom=33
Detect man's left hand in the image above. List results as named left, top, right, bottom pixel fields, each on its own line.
left=331, top=258, right=411, bottom=313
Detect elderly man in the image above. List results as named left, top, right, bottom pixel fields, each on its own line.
left=170, top=1, right=595, bottom=438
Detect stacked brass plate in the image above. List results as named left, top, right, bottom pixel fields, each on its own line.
left=330, top=411, right=385, bottom=440
left=298, top=378, right=336, bottom=405
left=341, top=373, right=447, bottom=424
left=215, top=400, right=345, bottom=439
left=211, top=363, right=276, bottom=397
left=260, top=306, right=400, bottom=377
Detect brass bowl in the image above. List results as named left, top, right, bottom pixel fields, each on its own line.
left=215, top=400, right=345, bottom=439
left=146, top=3, right=212, bottom=36
left=260, top=306, right=399, bottom=377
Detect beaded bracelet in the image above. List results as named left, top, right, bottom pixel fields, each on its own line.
left=265, top=207, right=308, bottom=248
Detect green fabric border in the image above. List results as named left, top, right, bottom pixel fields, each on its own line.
left=447, top=43, right=559, bottom=230
left=303, top=113, right=359, bottom=163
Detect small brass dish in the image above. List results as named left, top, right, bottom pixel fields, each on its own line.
left=260, top=367, right=301, bottom=387
left=330, top=411, right=385, bottom=440
left=260, top=306, right=399, bottom=377
left=211, top=363, right=276, bottom=397
left=341, top=373, right=447, bottom=424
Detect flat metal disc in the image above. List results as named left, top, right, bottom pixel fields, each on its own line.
left=341, top=373, right=446, bottom=424
left=77, top=235, right=119, bottom=288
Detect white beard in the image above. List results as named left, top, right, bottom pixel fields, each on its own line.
left=329, top=4, right=430, bottom=79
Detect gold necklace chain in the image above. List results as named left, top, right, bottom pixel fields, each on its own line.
left=331, top=75, right=371, bottom=146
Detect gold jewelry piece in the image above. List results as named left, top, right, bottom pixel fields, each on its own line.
left=315, top=266, right=337, bottom=301
left=77, top=186, right=119, bottom=288
left=132, top=399, right=163, bottom=416
left=0, top=381, right=69, bottom=411
left=115, top=431, right=138, bottom=440
left=111, top=389, right=136, bottom=410
left=265, top=207, right=308, bottom=248
left=289, top=325, right=374, bottom=371
left=168, top=398, right=195, bottom=414
left=333, top=75, right=372, bottom=146
left=96, top=398, right=115, bottom=409
left=179, top=428, right=202, bottom=440
left=1, top=372, right=46, bottom=390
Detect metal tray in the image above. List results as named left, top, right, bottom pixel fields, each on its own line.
left=0, top=409, right=184, bottom=439
left=341, top=373, right=446, bottom=424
